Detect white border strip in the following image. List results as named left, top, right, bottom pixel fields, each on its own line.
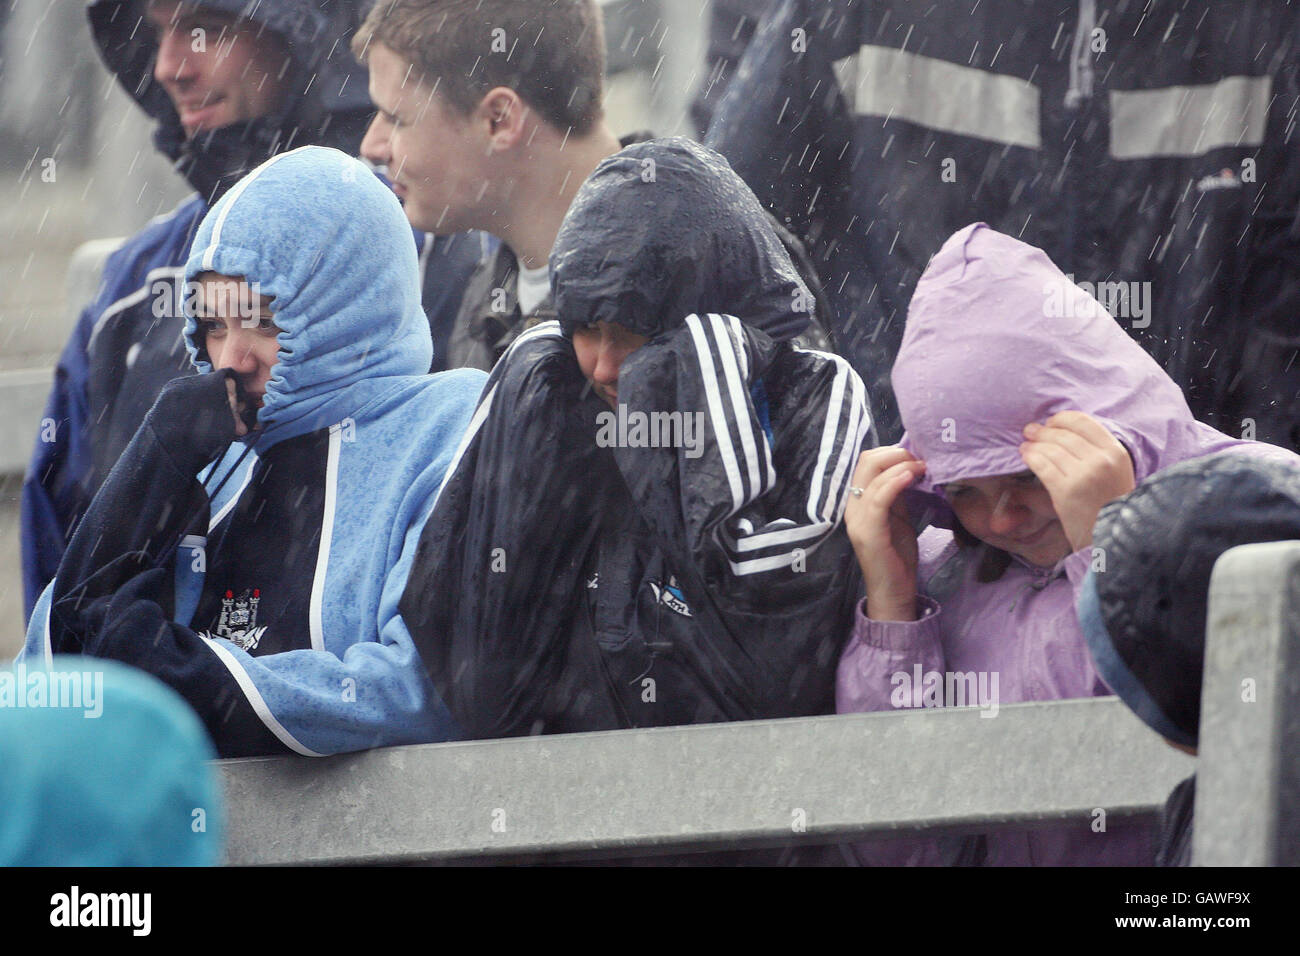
left=708, top=313, right=764, bottom=498
left=685, top=314, right=744, bottom=511
left=207, top=452, right=259, bottom=532
left=87, top=266, right=186, bottom=352
left=205, top=641, right=325, bottom=756
left=837, top=45, right=1041, bottom=149
left=309, top=425, right=343, bottom=653
left=199, top=147, right=304, bottom=270
left=1110, top=75, right=1272, bottom=159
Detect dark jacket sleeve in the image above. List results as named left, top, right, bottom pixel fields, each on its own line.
left=400, top=325, right=612, bottom=738
left=48, top=370, right=237, bottom=653
left=704, top=0, right=858, bottom=242
left=39, top=370, right=292, bottom=756
left=610, top=314, right=872, bottom=718
left=420, top=229, right=492, bottom=373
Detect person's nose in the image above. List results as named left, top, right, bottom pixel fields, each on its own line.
left=214, top=328, right=259, bottom=376
left=591, top=331, right=632, bottom=388
left=154, top=27, right=197, bottom=87
left=988, top=489, right=1028, bottom=537
left=360, top=113, right=392, bottom=168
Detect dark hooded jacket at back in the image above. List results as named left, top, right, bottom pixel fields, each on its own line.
left=1085, top=454, right=1300, bottom=750
left=707, top=0, right=1300, bottom=447
left=401, top=138, right=872, bottom=738
left=90, top=0, right=373, bottom=204
left=20, top=0, right=482, bottom=618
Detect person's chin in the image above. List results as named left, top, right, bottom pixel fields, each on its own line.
left=391, top=193, right=427, bottom=229
left=402, top=207, right=436, bottom=233
left=179, top=102, right=231, bottom=136
left=1003, top=524, right=1072, bottom=567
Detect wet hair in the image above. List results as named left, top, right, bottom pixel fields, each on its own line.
left=951, top=520, right=1014, bottom=583
left=352, top=0, right=606, bottom=136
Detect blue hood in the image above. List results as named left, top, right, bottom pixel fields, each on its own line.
left=0, top=656, right=223, bottom=866
left=183, top=145, right=433, bottom=448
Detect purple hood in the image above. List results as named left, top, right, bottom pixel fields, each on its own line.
left=894, top=223, right=1262, bottom=527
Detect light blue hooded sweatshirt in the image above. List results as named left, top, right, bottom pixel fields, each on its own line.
left=23, top=146, right=486, bottom=757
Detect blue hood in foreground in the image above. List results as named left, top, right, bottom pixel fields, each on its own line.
left=0, top=656, right=223, bottom=865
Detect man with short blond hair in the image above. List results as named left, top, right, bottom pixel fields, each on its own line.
left=353, top=0, right=629, bottom=370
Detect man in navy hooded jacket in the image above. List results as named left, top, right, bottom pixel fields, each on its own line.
left=20, top=0, right=481, bottom=620
left=23, top=146, right=485, bottom=758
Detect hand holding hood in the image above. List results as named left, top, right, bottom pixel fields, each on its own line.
left=893, top=223, right=1269, bottom=526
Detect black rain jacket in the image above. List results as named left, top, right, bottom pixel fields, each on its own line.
left=401, top=138, right=873, bottom=738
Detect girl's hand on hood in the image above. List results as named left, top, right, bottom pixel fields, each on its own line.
left=844, top=447, right=927, bottom=622
left=1019, top=412, right=1135, bottom=553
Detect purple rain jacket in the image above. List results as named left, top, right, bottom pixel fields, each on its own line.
left=837, top=223, right=1298, bottom=866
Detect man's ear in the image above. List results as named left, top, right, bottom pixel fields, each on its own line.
left=477, top=87, right=529, bottom=151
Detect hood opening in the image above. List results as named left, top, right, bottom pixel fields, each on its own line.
left=88, top=0, right=372, bottom=200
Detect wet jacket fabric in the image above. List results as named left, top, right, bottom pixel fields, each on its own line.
left=19, top=0, right=481, bottom=619
left=1083, top=453, right=1300, bottom=749
left=1157, top=776, right=1196, bottom=868
left=836, top=223, right=1295, bottom=865
left=706, top=0, right=1300, bottom=446
left=23, top=147, right=486, bottom=758
left=444, top=130, right=836, bottom=372
left=0, top=656, right=223, bottom=866
left=401, top=138, right=871, bottom=739
left=689, top=0, right=772, bottom=138
left=1080, top=453, right=1300, bottom=866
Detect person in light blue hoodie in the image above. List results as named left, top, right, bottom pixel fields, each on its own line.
left=22, top=145, right=487, bottom=758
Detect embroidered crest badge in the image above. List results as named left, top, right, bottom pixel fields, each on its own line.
left=208, top=588, right=268, bottom=651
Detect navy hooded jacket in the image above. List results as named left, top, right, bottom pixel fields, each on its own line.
left=20, top=0, right=483, bottom=618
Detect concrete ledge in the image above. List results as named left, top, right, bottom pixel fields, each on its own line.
left=219, top=697, right=1192, bottom=865
left=0, top=367, right=53, bottom=475
left=1, top=236, right=123, bottom=477
left=1198, top=540, right=1300, bottom=866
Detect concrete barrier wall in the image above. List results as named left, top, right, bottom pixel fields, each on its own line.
left=1197, top=541, right=1300, bottom=866
left=219, top=699, right=1194, bottom=865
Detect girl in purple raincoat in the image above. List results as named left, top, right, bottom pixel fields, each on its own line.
left=837, top=223, right=1297, bottom=865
